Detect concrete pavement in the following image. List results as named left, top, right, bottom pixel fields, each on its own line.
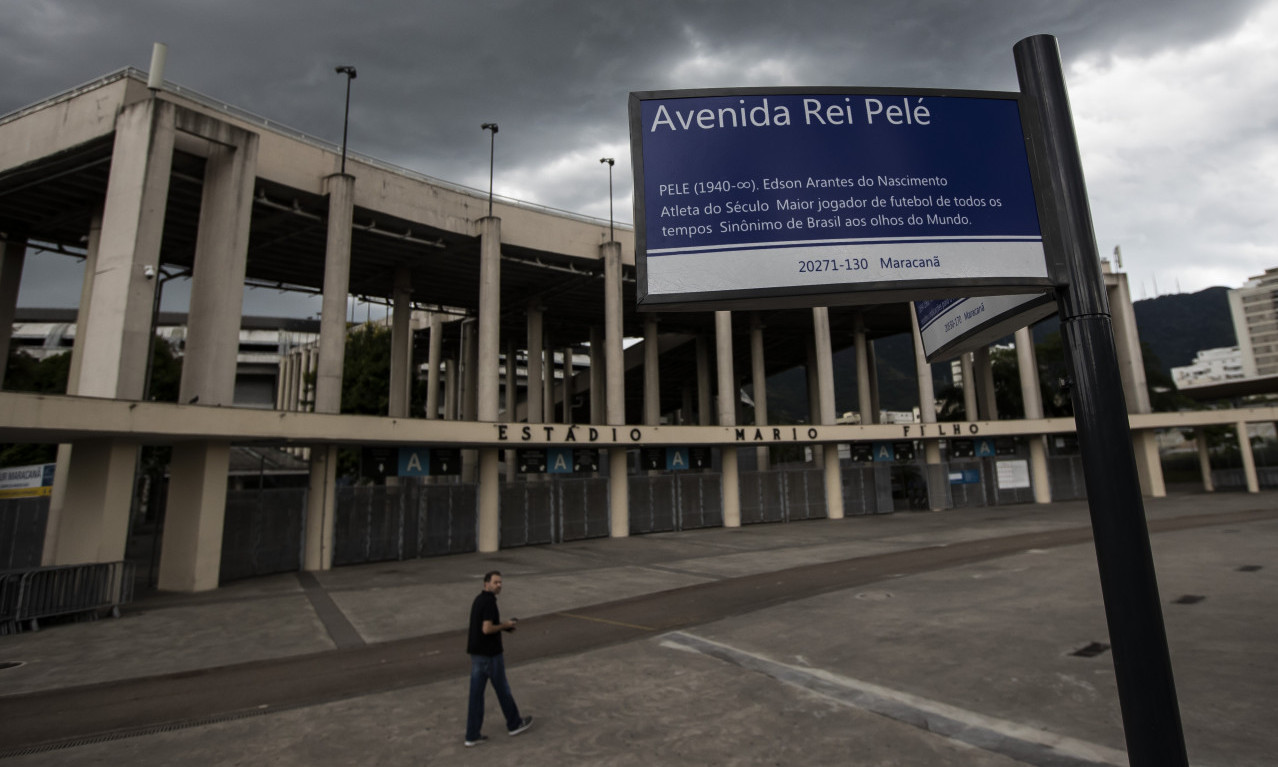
left=1, top=490, right=1276, bottom=766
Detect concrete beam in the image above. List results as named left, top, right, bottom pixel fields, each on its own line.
left=3, top=392, right=1276, bottom=448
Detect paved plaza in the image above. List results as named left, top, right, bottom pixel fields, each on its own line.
left=1, top=490, right=1276, bottom=766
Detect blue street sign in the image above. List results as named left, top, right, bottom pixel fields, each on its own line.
left=398, top=447, right=430, bottom=477
left=872, top=442, right=895, bottom=462
left=630, top=88, right=1049, bottom=309
left=666, top=446, right=690, bottom=470
left=547, top=447, right=574, bottom=474
left=974, top=438, right=997, bottom=458
left=949, top=469, right=981, bottom=484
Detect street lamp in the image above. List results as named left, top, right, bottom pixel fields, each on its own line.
left=481, top=123, right=499, bottom=216
left=335, top=65, right=357, bottom=175
left=600, top=157, right=615, bottom=242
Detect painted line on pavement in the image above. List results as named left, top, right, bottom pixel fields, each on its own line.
left=660, top=631, right=1126, bottom=767
left=557, top=612, right=655, bottom=631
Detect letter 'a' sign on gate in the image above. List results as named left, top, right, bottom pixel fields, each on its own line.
left=628, top=88, right=1055, bottom=310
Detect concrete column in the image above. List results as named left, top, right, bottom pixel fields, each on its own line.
left=305, top=173, right=354, bottom=573
left=313, top=174, right=354, bottom=414
left=426, top=313, right=442, bottom=419
left=526, top=303, right=544, bottom=422
left=1196, top=429, right=1214, bottom=493
left=805, top=338, right=820, bottom=437
left=303, top=445, right=339, bottom=571
left=973, top=345, right=998, bottom=420
left=960, top=352, right=978, bottom=421
left=643, top=317, right=660, bottom=425
left=304, top=347, right=318, bottom=410
left=76, top=99, right=175, bottom=401
left=476, top=216, right=503, bottom=551
left=444, top=359, right=458, bottom=420
left=174, top=130, right=258, bottom=406
left=854, top=312, right=873, bottom=425
left=158, top=442, right=231, bottom=592
left=275, top=351, right=289, bottom=410
left=461, top=319, right=478, bottom=421
left=287, top=350, right=299, bottom=409
left=589, top=326, right=604, bottom=424
left=603, top=241, right=628, bottom=537
left=910, top=304, right=945, bottom=511
left=55, top=101, right=177, bottom=566
left=715, top=311, right=741, bottom=528
left=284, top=351, right=298, bottom=410
left=696, top=335, right=712, bottom=425
left=867, top=340, right=881, bottom=423
left=813, top=307, right=844, bottom=519
left=45, top=214, right=100, bottom=565
left=542, top=342, right=554, bottom=424
left=162, top=127, right=258, bottom=591
left=1108, top=273, right=1165, bottom=497
left=505, top=340, right=517, bottom=480
left=461, top=319, right=479, bottom=481
left=53, top=440, right=138, bottom=564
left=1108, top=273, right=1151, bottom=412
left=1237, top=422, right=1259, bottom=494
left=389, top=266, right=412, bottom=418
left=0, top=234, right=27, bottom=386
left=1133, top=431, right=1166, bottom=498
left=750, top=313, right=770, bottom=471
left=1014, top=327, right=1051, bottom=504
left=477, top=219, right=501, bottom=422
left=562, top=346, right=575, bottom=423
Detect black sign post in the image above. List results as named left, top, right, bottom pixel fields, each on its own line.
left=1015, top=34, right=1188, bottom=767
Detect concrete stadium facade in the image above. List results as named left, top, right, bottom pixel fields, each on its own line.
left=1, top=69, right=1273, bottom=593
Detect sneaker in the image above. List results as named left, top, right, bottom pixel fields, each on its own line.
left=508, top=716, right=534, bottom=736
left=464, top=735, right=488, bottom=747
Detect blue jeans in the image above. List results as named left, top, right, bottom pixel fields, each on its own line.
left=466, top=653, right=522, bottom=741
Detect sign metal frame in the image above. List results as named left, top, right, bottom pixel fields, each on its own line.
left=629, top=86, right=1061, bottom=311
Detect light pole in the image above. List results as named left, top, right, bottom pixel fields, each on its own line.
left=600, top=157, right=615, bottom=242
left=335, top=65, right=357, bottom=175
left=481, top=123, right=499, bottom=216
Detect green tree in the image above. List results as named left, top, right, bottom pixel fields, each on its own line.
left=1, top=340, right=183, bottom=467
left=341, top=324, right=392, bottom=415
left=2, top=350, right=73, bottom=466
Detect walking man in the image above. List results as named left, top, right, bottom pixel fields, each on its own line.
left=465, top=571, right=533, bottom=747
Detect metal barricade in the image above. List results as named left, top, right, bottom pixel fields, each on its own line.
left=0, top=561, right=134, bottom=634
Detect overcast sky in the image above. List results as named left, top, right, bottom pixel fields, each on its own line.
left=4, top=0, right=1277, bottom=314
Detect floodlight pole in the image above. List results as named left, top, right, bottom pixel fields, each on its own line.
left=1015, top=34, right=1188, bottom=767
left=600, top=157, right=615, bottom=242
left=481, top=123, right=499, bottom=216
left=335, top=66, right=357, bottom=175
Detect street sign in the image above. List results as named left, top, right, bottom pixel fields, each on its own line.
left=629, top=88, right=1051, bottom=310
left=517, top=448, right=547, bottom=474
left=363, top=447, right=396, bottom=480
left=573, top=448, right=600, bottom=472
left=689, top=447, right=712, bottom=469
left=547, top=447, right=574, bottom=474
left=0, top=463, right=54, bottom=499
left=849, top=443, right=875, bottom=462
left=398, top=447, right=462, bottom=476
left=914, top=292, right=1057, bottom=362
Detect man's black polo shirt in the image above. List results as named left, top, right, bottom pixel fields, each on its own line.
left=467, top=590, right=503, bottom=656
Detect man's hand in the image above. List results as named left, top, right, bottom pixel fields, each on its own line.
left=504, top=617, right=518, bottom=632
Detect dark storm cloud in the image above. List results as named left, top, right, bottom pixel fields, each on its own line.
left=3, top=0, right=1276, bottom=303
